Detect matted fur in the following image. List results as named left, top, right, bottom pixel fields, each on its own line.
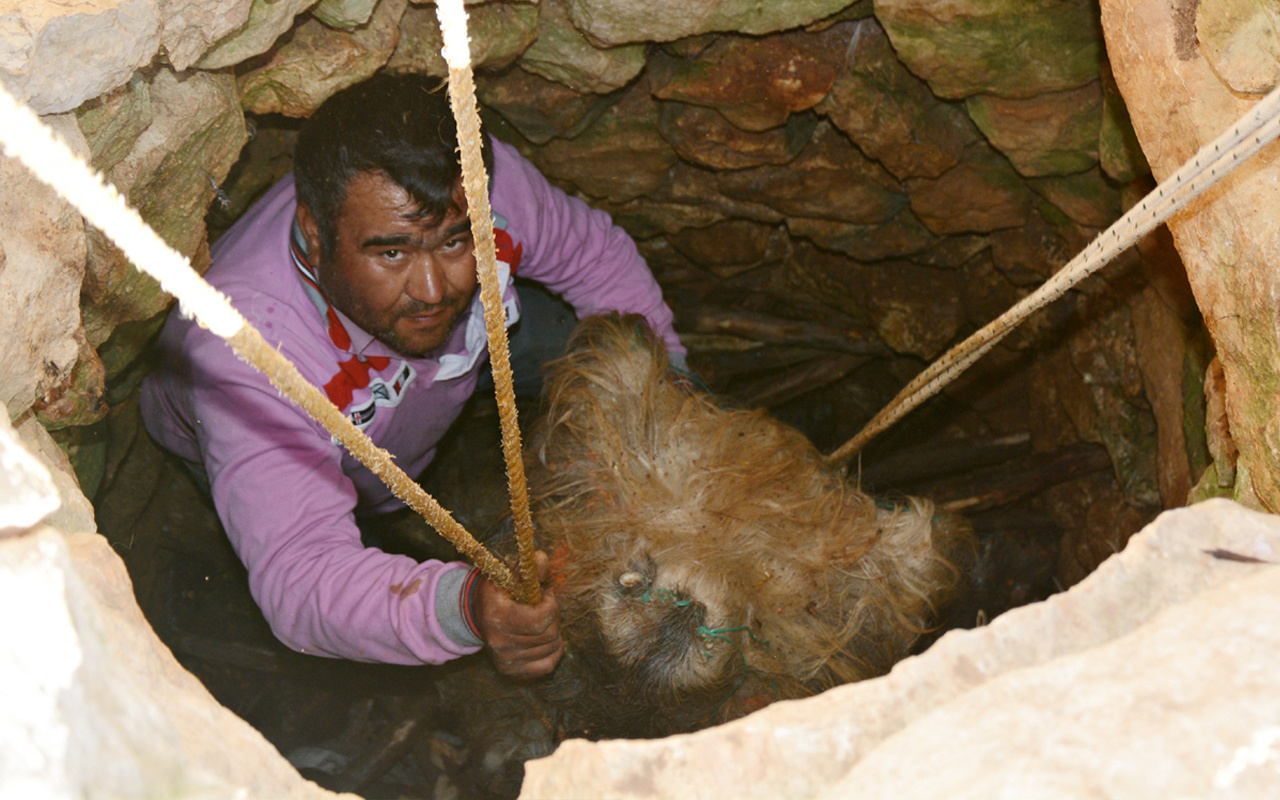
left=524, top=314, right=970, bottom=725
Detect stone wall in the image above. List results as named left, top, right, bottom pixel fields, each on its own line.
left=1101, top=0, right=1280, bottom=512
left=2, top=0, right=1190, bottom=588
left=0, top=408, right=345, bottom=798
left=1, top=1, right=1278, bottom=796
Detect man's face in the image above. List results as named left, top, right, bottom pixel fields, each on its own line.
left=299, top=170, right=478, bottom=358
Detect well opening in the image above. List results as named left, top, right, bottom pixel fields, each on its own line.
left=4, top=0, right=1229, bottom=797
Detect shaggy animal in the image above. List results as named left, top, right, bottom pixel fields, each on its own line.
left=499, top=313, right=973, bottom=739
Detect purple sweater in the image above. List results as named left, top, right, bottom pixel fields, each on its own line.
left=140, top=139, right=682, bottom=665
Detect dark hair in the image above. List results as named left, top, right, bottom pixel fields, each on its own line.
left=293, top=73, right=493, bottom=259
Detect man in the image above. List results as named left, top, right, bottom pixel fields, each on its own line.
left=140, top=73, right=685, bottom=678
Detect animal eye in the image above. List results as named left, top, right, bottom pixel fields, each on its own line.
left=618, top=571, right=645, bottom=588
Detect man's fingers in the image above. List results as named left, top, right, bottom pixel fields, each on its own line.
left=480, top=587, right=559, bottom=635
left=490, top=626, right=561, bottom=647
left=493, top=637, right=563, bottom=664
left=493, top=639, right=565, bottom=678
left=473, top=553, right=564, bottom=679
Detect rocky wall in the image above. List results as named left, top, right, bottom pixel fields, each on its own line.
left=0, top=0, right=1276, bottom=796
left=1100, top=0, right=1280, bottom=512
left=1, top=0, right=1190, bottom=589
left=0, top=411, right=346, bottom=799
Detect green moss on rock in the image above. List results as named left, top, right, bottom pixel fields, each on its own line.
left=875, top=0, right=1102, bottom=99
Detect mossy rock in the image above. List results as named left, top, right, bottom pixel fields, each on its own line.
left=875, top=0, right=1103, bottom=99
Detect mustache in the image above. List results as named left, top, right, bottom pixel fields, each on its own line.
left=396, top=294, right=466, bottom=318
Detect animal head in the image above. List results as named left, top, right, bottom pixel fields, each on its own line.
left=527, top=314, right=968, bottom=716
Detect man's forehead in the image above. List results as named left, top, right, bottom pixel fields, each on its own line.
left=339, top=170, right=466, bottom=227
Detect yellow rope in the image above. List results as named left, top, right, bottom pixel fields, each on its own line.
left=0, top=80, right=526, bottom=599
left=826, top=80, right=1280, bottom=467
left=229, top=327, right=518, bottom=589
left=437, top=0, right=542, bottom=605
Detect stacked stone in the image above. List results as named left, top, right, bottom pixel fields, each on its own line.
left=1, top=0, right=1187, bottom=582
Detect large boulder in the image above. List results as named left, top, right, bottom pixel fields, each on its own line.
left=387, top=1, right=538, bottom=78
left=874, top=0, right=1102, bottom=99
left=522, top=499, right=1280, bottom=798
left=816, top=17, right=975, bottom=180
left=657, top=102, right=818, bottom=171
left=904, top=141, right=1031, bottom=235
left=647, top=22, right=855, bottom=132
left=1100, top=0, right=1280, bottom=510
left=0, top=409, right=346, bottom=798
left=1195, top=0, right=1280, bottom=95
left=965, top=82, right=1102, bottom=178
left=195, top=0, right=319, bottom=70
left=517, top=0, right=646, bottom=95
left=0, top=0, right=160, bottom=114
left=159, top=0, right=253, bottom=70
left=311, top=0, right=377, bottom=30
left=713, top=121, right=907, bottom=226
left=0, top=114, right=91, bottom=421
left=478, top=68, right=622, bottom=144
left=79, top=68, right=247, bottom=378
left=238, top=0, right=408, bottom=117
left=524, top=78, right=679, bottom=203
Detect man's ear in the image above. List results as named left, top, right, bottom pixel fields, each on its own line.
left=296, top=202, right=323, bottom=263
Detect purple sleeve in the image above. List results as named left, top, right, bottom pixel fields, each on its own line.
left=488, top=138, right=685, bottom=357
left=183, top=325, right=483, bottom=665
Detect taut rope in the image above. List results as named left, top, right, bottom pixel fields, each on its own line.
left=436, top=0, right=541, bottom=605
left=827, top=81, right=1280, bottom=467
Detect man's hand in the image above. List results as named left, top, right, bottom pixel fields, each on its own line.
left=472, top=551, right=564, bottom=679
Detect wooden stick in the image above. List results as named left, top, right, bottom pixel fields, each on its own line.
left=732, top=352, right=868, bottom=408
left=692, top=309, right=885, bottom=356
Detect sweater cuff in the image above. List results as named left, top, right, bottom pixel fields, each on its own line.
left=435, top=566, right=484, bottom=648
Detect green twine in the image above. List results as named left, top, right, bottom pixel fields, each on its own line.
left=636, top=584, right=781, bottom=716
left=699, top=624, right=780, bottom=721
left=697, top=624, right=767, bottom=658
left=639, top=585, right=693, bottom=606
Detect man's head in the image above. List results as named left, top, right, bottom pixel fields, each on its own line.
left=294, top=73, right=494, bottom=357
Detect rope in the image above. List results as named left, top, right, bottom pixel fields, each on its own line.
left=826, top=80, right=1280, bottom=467
left=0, top=81, right=525, bottom=599
left=435, top=0, right=541, bottom=605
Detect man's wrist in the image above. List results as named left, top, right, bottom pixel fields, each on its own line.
left=461, top=566, right=483, bottom=640
left=434, top=565, right=484, bottom=648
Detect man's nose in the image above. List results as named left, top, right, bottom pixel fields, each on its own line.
left=404, top=256, right=446, bottom=305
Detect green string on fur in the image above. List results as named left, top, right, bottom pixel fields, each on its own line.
left=697, top=624, right=761, bottom=658
left=700, top=624, right=779, bottom=721
left=640, top=585, right=693, bottom=606
left=634, top=582, right=781, bottom=719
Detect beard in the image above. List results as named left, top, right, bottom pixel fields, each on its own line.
left=335, top=288, right=476, bottom=359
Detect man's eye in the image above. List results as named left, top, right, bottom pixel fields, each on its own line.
left=380, top=249, right=403, bottom=260
left=441, top=236, right=469, bottom=252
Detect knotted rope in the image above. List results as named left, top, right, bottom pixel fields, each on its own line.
left=827, top=81, right=1280, bottom=466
